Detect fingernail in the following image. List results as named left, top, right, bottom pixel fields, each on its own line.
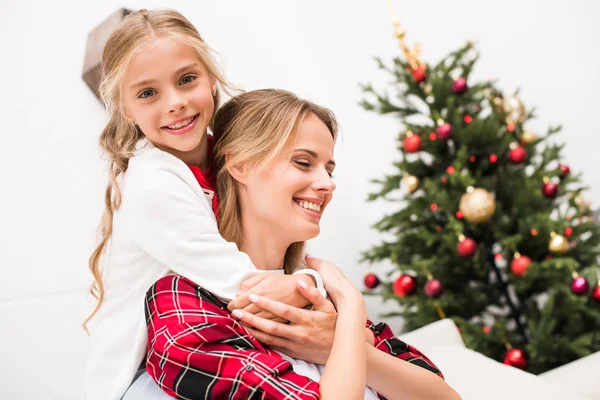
left=305, top=254, right=312, bottom=260
left=249, top=294, right=259, bottom=303
left=232, top=309, right=244, bottom=319
left=298, top=280, right=309, bottom=290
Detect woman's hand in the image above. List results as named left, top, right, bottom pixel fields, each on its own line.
left=228, top=273, right=315, bottom=322
left=305, top=255, right=364, bottom=313
left=231, top=279, right=337, bottom=365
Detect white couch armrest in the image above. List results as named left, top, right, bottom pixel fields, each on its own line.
left=398, top=318, right=466, bottom=353
left=539, top=350, right=600, bottom=400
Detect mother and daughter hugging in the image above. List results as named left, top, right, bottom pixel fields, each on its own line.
left=82, top=8, right=461, bottom=400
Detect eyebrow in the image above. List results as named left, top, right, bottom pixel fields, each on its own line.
left=294, top=148, right=336, bottom=166
left=129, top=63, right=199, bottom=90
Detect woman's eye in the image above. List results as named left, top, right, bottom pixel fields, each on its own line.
left=294, top=160, right=311, bottom=168
left=180, top=75, right=197, bottom=85
left=138, top=89, right=155, bottom=99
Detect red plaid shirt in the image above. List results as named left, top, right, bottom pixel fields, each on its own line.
left=145, top=275, right=443, bottom=399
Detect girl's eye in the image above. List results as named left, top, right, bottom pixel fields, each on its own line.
left=138, top=89, right=155, bottom=99
left=180, top=75, right=197, bottom=85
left=327, top=171, right=335, bottom=179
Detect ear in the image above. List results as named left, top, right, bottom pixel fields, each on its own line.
left=120, top=104, right=135, bottom=124
left=226, top=155, right=249, bottom=185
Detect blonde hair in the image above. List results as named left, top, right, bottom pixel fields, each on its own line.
left=84, top=9, right=231, bottom=332
left=212, top=89, right=338, bottom=274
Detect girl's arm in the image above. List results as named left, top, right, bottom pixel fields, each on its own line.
left=122, top=166, right=322, bottom=304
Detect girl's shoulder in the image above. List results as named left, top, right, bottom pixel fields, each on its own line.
left=122, top=139, right=202, bottom=200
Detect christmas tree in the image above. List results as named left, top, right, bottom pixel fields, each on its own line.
left=360, top=15, right=600, bottom=374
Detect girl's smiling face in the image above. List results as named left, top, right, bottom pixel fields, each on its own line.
left=120, top=37, right=216, bottom=165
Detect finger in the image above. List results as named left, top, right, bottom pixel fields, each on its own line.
left=240, top=303, right=261, bottom=315
left=231, top=309, right=293, bottom=338
left=255, top=311, right=288, bottom=324
left=227, top=294, right=252, bottom=312
left=247, top=294, right=307, bottom=324
left=304, top=254, right=324, bottom=272
left=245, top=327, right=291, bottom=349
left=297, top=280, right=336, bottom=313
left=239, top=272, right=271, bottom=293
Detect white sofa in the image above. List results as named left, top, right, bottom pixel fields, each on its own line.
left=398, top=319, right=600, bottom=400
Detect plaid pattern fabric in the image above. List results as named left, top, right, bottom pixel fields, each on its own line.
left=145, top=275, right=442, bottom=399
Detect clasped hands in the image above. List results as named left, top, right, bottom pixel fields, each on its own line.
left=227, top=256, right=373, bottom=364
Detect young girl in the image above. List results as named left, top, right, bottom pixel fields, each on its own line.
left=83, top=9, right=325, bottom=400
left=131, top=89, right=460, bottom=399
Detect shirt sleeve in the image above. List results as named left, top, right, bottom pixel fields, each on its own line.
left=145, top=275, right=321, bottom=400
left=366, top=320, right=444, bottom=379
left=121, top=167, right=263, bottom=301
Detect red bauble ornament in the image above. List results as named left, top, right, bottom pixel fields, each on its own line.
left=592, top=285, right=600, bottom=303
left=452, top=77, right=468, bottom=94
left=542, top=182, right=559, bottom=198
left=411, top=66, right=427, bottom=83
left=511, top=255, right=532, bottom=277
left=571, top=276, right=590, bottom=295
left=393, top=274, right=417, bottom=297
left=424, top=279, right=445, bottom=298
left=508, top=146, right=527, bottom=164
left=503, top=348, right=528, bottom=370
left=436, top=123, right=453, bottom=140
left=403, top=134, right=422, bottom=153
left=559, top=164, right=570, bottom=178
left=363, top=273, right=380, bottom=289
left=457, top=237, right=477, bottom=258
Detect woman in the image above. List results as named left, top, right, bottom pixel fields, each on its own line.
left=130, top=89, right=460, bottom=399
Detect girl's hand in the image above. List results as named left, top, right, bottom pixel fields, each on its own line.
left=228, top=273, right=315, bottom=322
left=231, top=280, right=337, bottom=365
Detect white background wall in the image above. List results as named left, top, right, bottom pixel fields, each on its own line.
left=1, top=0, right=598, bottom=398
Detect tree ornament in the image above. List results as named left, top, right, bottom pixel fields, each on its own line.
left=452, top=77, right=468, bottom=94
left=425, top=279, right=445, bottom=298
left=511, top=253, right=532, bottom=277
left=436, top=122, right=453, bottom=140
left=571, top=275, right=590, bottom=295
left=520, top=130, right=537, bottom=144
left=403, top=175, right=420, bottom=193
left=459, top=187, right=496, bottom=224
left=411, top=65, right=427, bottom=83
left=393, top=274, right=417, bottom=297
left=503, top=348, right=528, bottom=370
left=559, top=164, right=570, bottom=178
left=592, top=284, right=600, bottom=303
left=504, top=96, right=527, bottom=125
left=403, top=131, right=422, bottom=153
left=541, top=177, right=559, bottom=198
left=457, top=234, right=477, bottom=258
left=363, top=273, right=380, bottom=289
left=508, top=143, right=527, bottom=164
left=548, top=232, right=569, bottom=254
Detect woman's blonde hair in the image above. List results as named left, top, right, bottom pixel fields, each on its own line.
left=212, top=89, right=338, bottom=274
left=84, top=9, right=231, bottom=332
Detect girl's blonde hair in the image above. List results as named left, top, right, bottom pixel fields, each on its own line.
left=85, top=9, right=231, bottom=332
left=212, top=89, right=338, bottom=273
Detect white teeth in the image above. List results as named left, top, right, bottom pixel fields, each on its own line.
left=166, top=116, right=194, bottom=129
left=297, top=200, right=321, bottom=213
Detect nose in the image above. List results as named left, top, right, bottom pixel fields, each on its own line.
left=166, top=88, right=187, bottom=113
left=312, top=168, right=336, bottom=193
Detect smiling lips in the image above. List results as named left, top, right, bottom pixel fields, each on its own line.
left=162, top=113, right=199, bottom=135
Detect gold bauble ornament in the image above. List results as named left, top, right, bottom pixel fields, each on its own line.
left=403, top=175, right=420, bottom=193
left=548, top=232, right=569, bottom=254
left=504, top=96, right=527, bottom=125
left=459, top=187, right=496, bottom=224
left=520, top=130, right=537, bottom=145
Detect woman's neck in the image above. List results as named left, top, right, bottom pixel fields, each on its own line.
left=238, top=214, right=288, bottom=271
